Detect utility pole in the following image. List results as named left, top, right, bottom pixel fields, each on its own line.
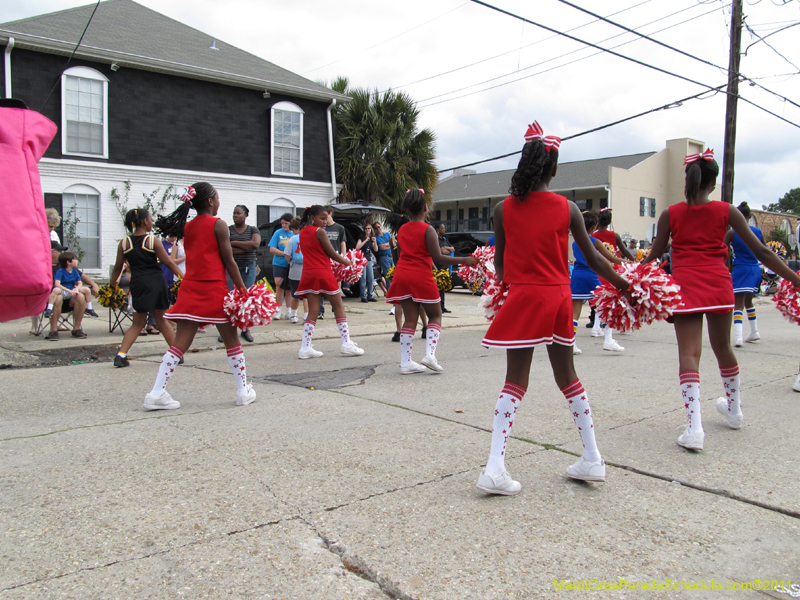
left=721, top=0, right=743, bottom=204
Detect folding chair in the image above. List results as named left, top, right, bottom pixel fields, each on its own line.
left=109, top=306, right=132, bottom=334
left=33, top=305, right=73, bottom=336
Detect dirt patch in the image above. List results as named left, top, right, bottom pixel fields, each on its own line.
left=0, top=344, right=121, bottom=370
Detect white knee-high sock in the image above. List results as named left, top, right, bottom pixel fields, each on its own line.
left=720, top=364, right=741, bottom=415
left=486, top=382, right=526, bottom=475
left=593, top=314, right=602, bottom=329
left=301, top=320, right=316, bottom=350
left=400, top=327, right=414, bottom=364
left=150, top=346, right=183, bottom=397
left=336, top=317, right=351, bottom=344
left=425, top=323, right=441, bottom=357
left=680, top=371, right=703, bottom=433
left=603, top=325, right=614, bottom=342
left=226, top=344, right=247, bottom=392
left=561, top=379, right=601, bottom=462
left=746, top=307, right=758, bottom=333
left=733, top=310, right=744, bottom=339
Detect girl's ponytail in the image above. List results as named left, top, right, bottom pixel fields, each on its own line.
left=683, top=153, right=719, bottom=204
left=124, top=208, right=150, bottom=232
left=155, top=182, right=215, bottom=238
left=509, top=142, right=559, bottom=200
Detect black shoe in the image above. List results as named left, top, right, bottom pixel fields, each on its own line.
left=218, top=335, right=224, bottom=343
left=442, top=308, right=451, bottom=314
left=421, top=326, right=427, bottom=339
left=391, top=331, right=401, bottom=342
left=85, top=308, right=99, bottom=318
left=178, top=356, right=184, bottom=365
left=318, top=313, right=325, bottom=320
left=368, top=297, right=377, bottom=302
left=241, top=330, right=254, bottom=343
left=113, top=354, right=130, bottom=368
left=361, top=298, right=368, bottom=303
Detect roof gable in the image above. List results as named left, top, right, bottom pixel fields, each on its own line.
left=0, top=0, right=347, bottom=102
left=433, top=152, right=657, bottom=201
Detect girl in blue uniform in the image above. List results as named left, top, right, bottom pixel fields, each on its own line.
left=723, top=202, right=766, bottom=347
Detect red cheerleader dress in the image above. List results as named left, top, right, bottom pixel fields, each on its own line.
left=386, top=221, right=440, bottom=304
left=166, top=214, right=230, bottom=323
left=669, top=200, right=734, bottom=314
left=482, top=191, right=574, bottom=348
left=295, top=226, right=341, bottom=297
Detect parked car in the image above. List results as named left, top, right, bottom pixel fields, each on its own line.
left=445, top=230, right=493, bottom=289
left=255, top=202, right=390, bottom=297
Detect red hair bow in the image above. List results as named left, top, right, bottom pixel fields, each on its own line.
left=683, top=148, right=714, bottom=165
left=181, top=186, right=196, bottom=203
left=524, top=121, right=561, bottom=152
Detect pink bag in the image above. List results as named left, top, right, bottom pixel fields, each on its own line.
left=0, top=107, right=58, bottom=321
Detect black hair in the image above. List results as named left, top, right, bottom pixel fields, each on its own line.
left=234, top=204, right=249, bottom=216
left=401, top=189, right=427, bottom=216
left=280, top=212, right=294, bottom=222
left=598, top=208, right=613, bottom=227
left=737, top=201, right=751, bottom=220
left=58, top=251, right=77, bottom=268
left=386, top=212, right=410, bottom=234
left=124, top=207, right=150, bottom=232
left=301, top=205, right=326, bottom=225
left=508, top=141, right=559, bottom=199
left=582, top=210, right=598, bottom=232
left=684, top=158, right=720, bottom=203
left=155, top=182, right=216, bottom=238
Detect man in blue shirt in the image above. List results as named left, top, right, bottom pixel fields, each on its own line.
left=268, top=213, right=294, bottom=319
left=373, top=222, right=394, bottom=281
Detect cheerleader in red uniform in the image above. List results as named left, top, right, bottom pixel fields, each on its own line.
left=143, top=183, right=256, bottom=411
left=643, top=150, right=800, bottom=450
left=386, top=189, right=477, bottom=374
left=477, top=122, right=631, bottom=495
left=590, top=208, right=634, bottom=349
left=295, top=205, right=364, bottom=359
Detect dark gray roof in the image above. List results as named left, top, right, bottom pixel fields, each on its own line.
left=433, top=152, right=657, bottom=202
left=0, top=0, right=348, bottom=102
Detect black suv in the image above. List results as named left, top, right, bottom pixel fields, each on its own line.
left=255, top=202, right=390, bottom=295
left=445, top=230, right=493, bottom=289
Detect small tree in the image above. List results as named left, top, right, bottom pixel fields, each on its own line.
left=767, top=227, right=790, bottom=249
left=763, top=188, right=800, bottom=214
left=62, top=204, right=85, bottom=262
left=110, top=180, right=180, bottom=225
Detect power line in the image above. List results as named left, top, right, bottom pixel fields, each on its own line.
left=419, top=3, right=725, bottom=107
left=39, top=0, right=101, bottom=112
left=743, top=19, right=800, bottom=71
left=436, top=85, right=726, bottom=173
left=466, top=0, right=800, bottom=129
left=383, top=0, right=657, bottom=93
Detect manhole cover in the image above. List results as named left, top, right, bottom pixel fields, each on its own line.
left=251, top=365, right=377, bottom=390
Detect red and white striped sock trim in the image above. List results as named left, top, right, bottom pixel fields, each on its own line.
left=679, top=370, right=701, bottom=384
left=336, top=317, right=347, bottom=324
left=501, top=381, right=526, bottom=399
left=719, top=364, right=739, bottom=377
left=304, top=320, right=317, bottom=326
left=226, top=344, right=243, bottom=357
left=560, top=379, right=583, bottom=398
left=167, top=345, right=184, bottom=359
left=427, top=323, right=442, bottom=332
left=400, top=327, right=416, bottom=335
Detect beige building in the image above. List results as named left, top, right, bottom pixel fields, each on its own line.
left=432, top=138, right=719, bottom=244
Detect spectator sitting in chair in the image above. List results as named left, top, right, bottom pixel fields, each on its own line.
left=45, top=251, right=98, bottom=340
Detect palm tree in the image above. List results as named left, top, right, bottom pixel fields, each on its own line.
left=330, top=77, right=437, bottom=212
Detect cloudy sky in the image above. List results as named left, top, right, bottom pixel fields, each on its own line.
left=2, top=0, right=799, bottom=207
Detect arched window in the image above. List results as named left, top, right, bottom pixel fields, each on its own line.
left=271, top=101, right=303, bottom=177
left=269, top=197, right=296, bottom=222
left=748, top=215, right=757, bottom=227
left=781, top=218, right=791, bottom=233
left=62, top=184, right=101, bottom=269
left=61, top=66, right=109, bottom=158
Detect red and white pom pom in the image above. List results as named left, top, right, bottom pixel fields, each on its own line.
left=223, top=282, right=281, bottom=330
left=477, top=264, right=509, bottom=322
left=331, top=249, right=367, bottom=284
left=772, top=274, right=800, bottom=325
left=593, top=262, right=682, bottom=332
left=457, top=245, right=495, bottom=287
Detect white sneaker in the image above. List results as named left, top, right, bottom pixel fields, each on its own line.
left=734, top=335, right=743, bottom=347
left=290, top=315, right=298, bottom=324
left=573, top=345, right=582, bottom=355
left=602, top=339, right=624, bottom=352
left=794, top=374, right=800, bottom=393
left=745, top=331, right=760, bottom=343
left=420, top=354, right=443, bottom=372
left=400, top=360, right=426, bottom=374
left=591, top=327, right=603, bottom=337
left=677, top=428, right=704, bottom=450
left=340, top=341, right=365, bottom=356
left=143, top=391, right=180, bottom=411
left=390, top=306, right=395, bottom=315
left=275, top=309, right=283, bottom=321
left=715, top=397, right=742, bottom=429
left=298, top=346, right=323, bottom=359
left=566, top=457, right=606, bottom=482
left=476, top=468, right=521, bottom=495
left=236, top=384, right=257, bottom=406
